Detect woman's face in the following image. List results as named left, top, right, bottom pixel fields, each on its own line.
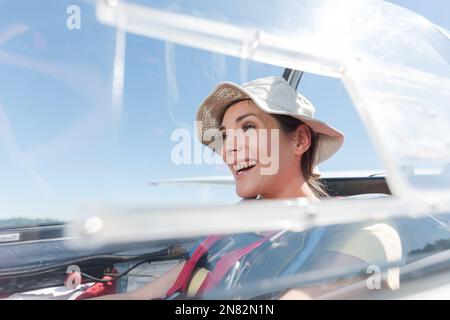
left=220, top=100, right=300, bottom=198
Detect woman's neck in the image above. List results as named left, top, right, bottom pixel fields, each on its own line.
left=259, top=174, right=319, bottom=202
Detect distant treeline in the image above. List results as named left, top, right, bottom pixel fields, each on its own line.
left=409, top=238, right=450, bottom=255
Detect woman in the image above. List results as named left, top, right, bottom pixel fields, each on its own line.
left=99, top=76, right=401, bottom=299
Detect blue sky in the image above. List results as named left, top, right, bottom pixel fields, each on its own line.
left=0, top=0, right=448, bottom=221
left=387, top=0, right=450, bottom=30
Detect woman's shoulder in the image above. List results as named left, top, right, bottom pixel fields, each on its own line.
left=320, top=220, right=402, bottom=259
left=316, top=220, right=402, bottom=289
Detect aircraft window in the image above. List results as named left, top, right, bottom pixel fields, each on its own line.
left=0, top=0, right=449, bottom=301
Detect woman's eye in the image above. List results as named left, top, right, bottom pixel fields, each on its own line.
left=243, top=124, right=256, bottom=132
left=222, top=131, right=227, bottom=141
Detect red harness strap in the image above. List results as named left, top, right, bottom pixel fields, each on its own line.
left=166, top=235, right=222, bottom=297
left=197, top=236, right=270, bottom=294
left=166, top=233, right=273, bottom=298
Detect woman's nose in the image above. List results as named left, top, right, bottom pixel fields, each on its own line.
left=223, top=131, right=244, bottom=159
left=225, top=137, right=241, bottom=157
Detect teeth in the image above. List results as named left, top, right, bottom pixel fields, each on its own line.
left=233, top=160, right=257, bottom=172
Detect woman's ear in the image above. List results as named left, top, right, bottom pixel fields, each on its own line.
left=293, top=124, right=311, bottom=156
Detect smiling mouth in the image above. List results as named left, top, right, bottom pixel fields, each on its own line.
left=232, top=160, right=257, bottom=176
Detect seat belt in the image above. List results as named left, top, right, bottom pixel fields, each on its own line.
left=197, top=235, right=271, bottom=294
left=166, top=233, right=275, bottom=298
left=166, top=235, right=222, bottom=298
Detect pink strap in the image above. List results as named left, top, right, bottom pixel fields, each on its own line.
left=197, top=235, right=271, bottom=294
left=166, top=235, right=222, bottom=297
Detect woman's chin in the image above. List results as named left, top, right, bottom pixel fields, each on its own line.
left=236, top=186, right=258, bottom=199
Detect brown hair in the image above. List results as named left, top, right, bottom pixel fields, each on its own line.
left=271, top=114, right=328, bottom=198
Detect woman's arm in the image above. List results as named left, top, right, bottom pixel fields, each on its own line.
left=94, top=261, right=185, bottom=300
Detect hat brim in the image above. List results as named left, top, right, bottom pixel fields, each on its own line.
left=196, top=82, right=344, bottom=165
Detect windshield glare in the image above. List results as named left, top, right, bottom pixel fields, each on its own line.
left=0, top=0, right=449, bottom=300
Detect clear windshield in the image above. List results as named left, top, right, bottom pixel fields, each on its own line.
left=1, top=0, right=389, bottom=227
left=1, top=0, right=450, bottom=300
